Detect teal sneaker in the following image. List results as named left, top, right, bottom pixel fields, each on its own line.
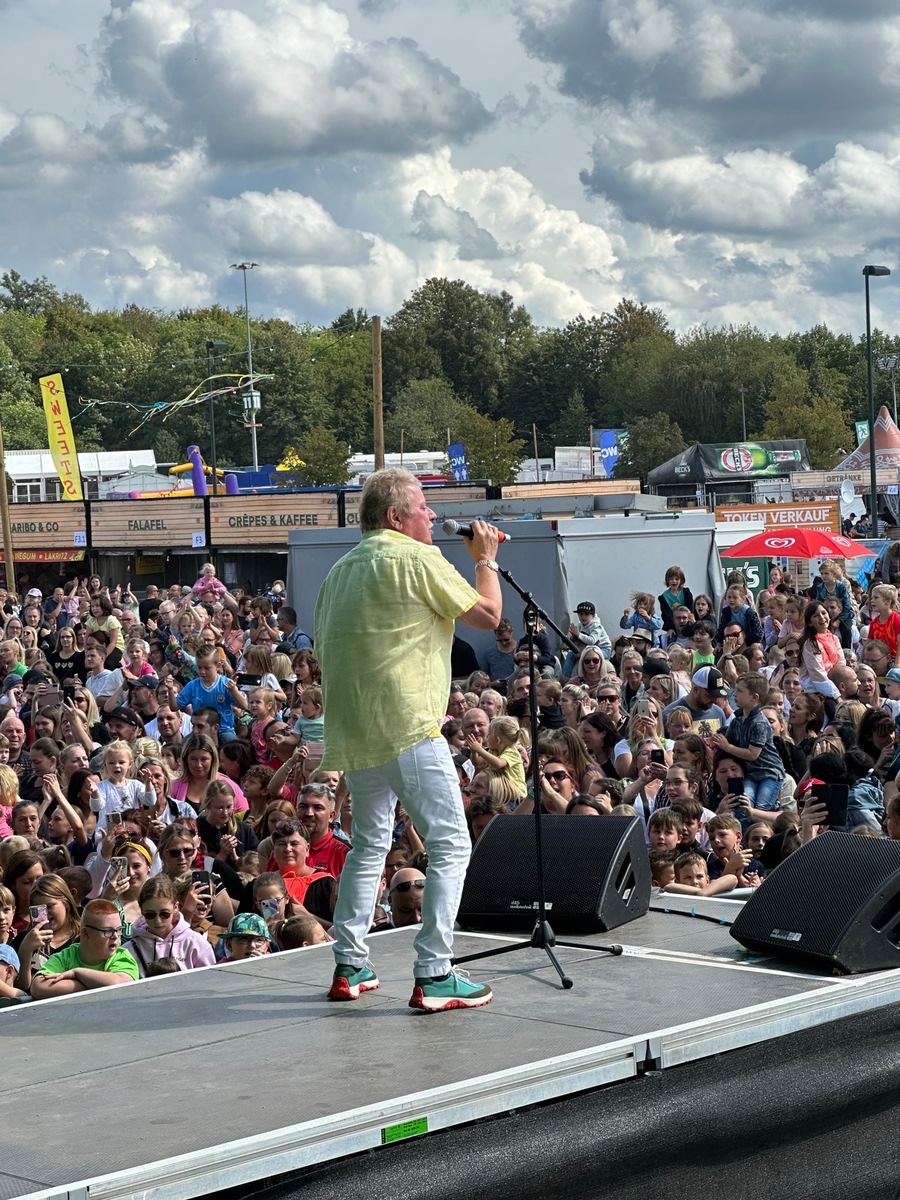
left=408, top=969, right=493, bottom=1013
left=327, top=963, right=380, bottom=1001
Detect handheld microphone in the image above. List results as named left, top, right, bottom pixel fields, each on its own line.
left=442, top=519, right=511, bottom=543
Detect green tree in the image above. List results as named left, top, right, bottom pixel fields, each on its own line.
left=385, top=378, right=468, bottom=452
left=549, top=390, right=591, bottom=447
left=449, top=407, right=525, bottom=484
left=283, top=426, right=351, bottom=486
left=760, top=393, right=851, bottom=469
left=614, top=413, right=686, bottom=484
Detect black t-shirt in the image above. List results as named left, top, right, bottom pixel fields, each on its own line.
left=48, top=650, right=86, bottom=686
left=139, top=598, right=159, bottom=624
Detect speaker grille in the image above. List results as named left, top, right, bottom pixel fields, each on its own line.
left=730, top=833, right=900, bottom=972
left=458, top=814, right=650, bottom=933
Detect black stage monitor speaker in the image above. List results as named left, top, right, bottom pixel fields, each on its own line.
left=458, top=814, right=651, bottom=934
left=730, top=832, right=900, bottom=974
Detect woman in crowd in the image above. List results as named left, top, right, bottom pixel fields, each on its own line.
left=578, top=712, right=622, bottom=780
left=136, top=754, right=197, bottom=833
left=559, top=683, right=593, bottom=729
left=156, top=821, right=235, bottom=927
left=621, top=737, right=670, bottom=834
left=799, top=601, right=842, bottom=702
left=217, top=607, right=246, bottom=658
left=620, top=651, right=645, bottom=711
left=567, top=645, right=607, bottom=690
left=48, top=625, right=85, bottom=690
left=268, top=819, right=334, bottom=922
left=539, top=726, right=602, bottom=795
left=171, top=734, right=248, bottom=813
left=13, top=872, right=81, bottom=991
left=858, top=709, right=899, bottom=780
left=786, top=691, right=826, bottom=760
left=124, top=875, right=216, bottom=976
left=101, top=835, right=154, bottom=935
left=613, top=698, right=669, bottom=779
left=5, top=849, right=45, bottom=937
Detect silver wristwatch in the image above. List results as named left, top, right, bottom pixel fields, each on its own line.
left=475, top=559, right=499, bottom=572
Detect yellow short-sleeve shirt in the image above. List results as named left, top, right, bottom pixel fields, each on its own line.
left=315, top=530, right=480, bottom=771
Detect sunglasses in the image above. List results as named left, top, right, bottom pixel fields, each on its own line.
left=544, top=770, right=570, bottom=782
left=165, top=846, right=194, bottom=857
left=143, top=909, right=174, bottom=920
left=391, top=879, right=426, bottom=894
left=597, top=694, right=618, bottom=702
left=582, top=659, right=601, bottom=666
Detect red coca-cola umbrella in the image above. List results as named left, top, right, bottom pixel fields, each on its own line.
left=720, top=529, right=876, bottom=559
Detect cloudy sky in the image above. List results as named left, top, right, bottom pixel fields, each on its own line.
left=2, top=0, right=900, bottom=336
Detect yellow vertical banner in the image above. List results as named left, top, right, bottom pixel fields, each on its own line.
left=38, top=373, right=83, bottom=501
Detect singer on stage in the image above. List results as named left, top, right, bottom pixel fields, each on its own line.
left=315, top=468, right=502, bottom=1012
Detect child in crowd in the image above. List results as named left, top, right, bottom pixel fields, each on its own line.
left=692, top=594, right=714, bottom=623
left=776, top=595, right=806, bottom=648
left=647, top=808, right=683, bottom=852
left=669, top=796, right=712, bottom=852
left=762, top=593, right=785, bottom=651
left=665, top=706, right=694, bottom=741
left=716, top=584, right=764, bottom=649
left=219, top=912, right=271, bottom=963
left=867, top=584, right=900, bottom=669
left=659, top=850, right=738, bottom=896
left=293, top=685, right=325, bottom=744
left=0, top=944, right=29, bottom=1006
left=0, top=883, right=14, bottom=944
left=122, top=637, right=156, bottom=682
left=659, top=566, right=694, bottom=634
left=704, top=814, right=764, bottom=885
left=808, top=560, right=853, bottom=640
left=620, top=592, right=663, bottom=647
left=191, top=563, right=227, bottom=600
left=649, top=848, right=677, bottom=889
left=465, top=715, right=528, bottom=800
left=667, top=646, right=693, bottom=695
left=744, top=822, right=771, bottom=858
left=249, top=687, right=279, bottom=762
left=689, top=620, right=716, bottom=674
left=563, top=601, right=611, bottom=677
left=713, top=672, right=785, bottom=816
left=97, top=739, right=145, bottom=819
left=535, top=679, right=565, bottom=730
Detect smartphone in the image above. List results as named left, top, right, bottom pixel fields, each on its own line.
left=111, top=856, right=128, bottom=880
left=29, top=904, right=48, bottom=926
left=634, top=698, right=653, bottom=720
left=813, top=783, right=850, bottom=828
left=727, top=778, right=745, bottom=796
left=260, top=898, right=280, bottom=919
left=237, top=673, right=263, bottom=688
left=107, top=811, right=123, bottom=828
left=649, top=748, right=665, bottom=765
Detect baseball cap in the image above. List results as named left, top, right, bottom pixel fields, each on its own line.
left=0, top=944, right=20, bottom=972
left=574, top=602, right=595, bottom=614
left=224, top=913, right=269, bottom=941
left=105, top=706, right=142, bottom=728
left=641, top=659, right=671, bottom=678
left=630, top=628, right=653, bottom=642
left=128, top=673, right=160, bottom=691
left=691, top=666, right=728, bottom=697
left=886, top=669, right=900, bottom=685
left=26, top=588, right=42, bottom=599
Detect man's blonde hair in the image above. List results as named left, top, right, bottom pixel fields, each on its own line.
left=359, top=468, right=419, bottom=533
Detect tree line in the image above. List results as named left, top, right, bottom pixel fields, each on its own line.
left=0, top=269, right=893, bottom=485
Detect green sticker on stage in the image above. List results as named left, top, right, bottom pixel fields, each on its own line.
left=381, top=1116, right=429, bottom=1145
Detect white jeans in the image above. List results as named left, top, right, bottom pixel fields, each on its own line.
left=334, top=736, right=470, bottom=979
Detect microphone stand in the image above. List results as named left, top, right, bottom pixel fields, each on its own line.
left=455, top=565, right=623, bottom=988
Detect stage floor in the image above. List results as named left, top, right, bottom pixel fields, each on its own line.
left=6, top=901, right=900, bottom=1200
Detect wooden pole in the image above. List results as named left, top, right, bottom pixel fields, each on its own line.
left=532, top=423, right=540, bottom=481
left=400, top=427, right=404, bottom=466
left=372, top=315, right=384, bottom=470
left=0, top=421, right=16, bottom=591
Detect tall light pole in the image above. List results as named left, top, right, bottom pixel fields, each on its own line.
left=864, top=264, right=891, bottom=536
left=205, top=340, right=229, bottom=495
left=230, top=261, right=260, bottom=470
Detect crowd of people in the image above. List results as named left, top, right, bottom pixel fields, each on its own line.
left=4, top=514, right=900, bottom=1010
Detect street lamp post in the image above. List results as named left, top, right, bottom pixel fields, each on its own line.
left=205, top=340, right=229, bottom=495
left=864, top=265, right=891, bottom=536
left=230, top=261, right=260, bottom=470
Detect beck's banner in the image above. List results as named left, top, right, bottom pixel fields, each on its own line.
left=39, top=373, right=83, bottom=500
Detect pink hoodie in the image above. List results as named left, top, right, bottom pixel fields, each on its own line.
left=124, top=913, right=216, bottom=977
